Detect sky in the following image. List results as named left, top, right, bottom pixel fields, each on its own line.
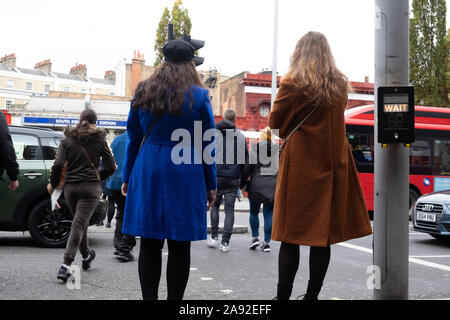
left=0, top=0, right=448, bottom=83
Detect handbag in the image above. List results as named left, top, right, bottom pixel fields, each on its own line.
left=279, top=105, right=318, bottom=154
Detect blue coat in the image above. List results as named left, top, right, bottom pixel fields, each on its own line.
left=122, top=85, right=217, bottom=241
left=106, top=132, right=128, bottom=191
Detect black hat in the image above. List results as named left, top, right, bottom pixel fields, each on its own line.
left=163, top=40, right=195, bottom=63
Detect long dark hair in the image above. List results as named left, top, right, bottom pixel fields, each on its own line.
left=131, top=61, right=205, bottom=116
left=77, top=108, right=97, bottom=128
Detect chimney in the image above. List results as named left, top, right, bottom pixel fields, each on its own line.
left=364, top=76, right=369, bottom=83
left=35, top=59, right=52, bottom=74
left=70, top=63, right=87, bottom=80
left=131, top=50, right=145, bottom=95
left=0, top=53, right=16, bottom=69
left=104, top=70, right=116, bottom=82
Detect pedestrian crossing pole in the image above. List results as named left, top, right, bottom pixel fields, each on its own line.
left=373, top=0, right=410, bottom=300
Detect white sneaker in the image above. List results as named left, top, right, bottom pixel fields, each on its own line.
left=207, top=237, right=219, bottom=248
left=219, top=242, right=230, bottom=252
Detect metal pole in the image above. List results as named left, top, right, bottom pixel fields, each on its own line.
left=271, top=0, right=279, bottom=106
left=374, top=0, right=410, bottom=300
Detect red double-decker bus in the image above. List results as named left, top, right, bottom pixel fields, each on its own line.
left=345, top=105, right=450, bottom=213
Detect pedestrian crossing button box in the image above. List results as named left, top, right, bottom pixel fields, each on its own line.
left=377, top=86, right=415, bottom=144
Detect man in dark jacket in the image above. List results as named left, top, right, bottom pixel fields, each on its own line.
left=0, top=112, right=19, bottom=191
left=207, top=109, right=248, bottom=252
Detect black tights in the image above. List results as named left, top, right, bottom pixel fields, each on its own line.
left=277, top=242, right=331, bottom=300
left=138, top=238, right=191, bottom=300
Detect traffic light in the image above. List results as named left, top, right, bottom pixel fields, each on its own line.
left=166, top=24, right=205, bottom=66
left=182, top=35, right=205, bottom=66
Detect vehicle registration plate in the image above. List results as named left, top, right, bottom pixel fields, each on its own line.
left=416, top=212, right=436, bottom=222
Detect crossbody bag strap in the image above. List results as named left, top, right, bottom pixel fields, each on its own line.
left=139, top=113, right=164, bottom=151
left=280, top=105, right=318, bottom=152
left=80, top=146, right=101, bottom=182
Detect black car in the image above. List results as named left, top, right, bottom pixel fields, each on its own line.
left=0, top=126, right=105, bottom=247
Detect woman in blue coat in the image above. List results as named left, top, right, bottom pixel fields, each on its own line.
left=121, top=40, right=217, bottom=300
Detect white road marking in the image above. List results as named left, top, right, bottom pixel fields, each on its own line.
left=190, top=267, right=198, bottom=271
left=337, top=243, right=450, bottom=272
left=410, top=255, right=450, bottom=258
left=220, top=289, right=233, bottom=294
left=200, top=277, right=213, bottom=281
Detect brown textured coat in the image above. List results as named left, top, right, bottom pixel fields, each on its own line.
left=268, top=79, right=372, bottom=247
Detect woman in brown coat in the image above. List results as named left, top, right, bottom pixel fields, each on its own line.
left=268, top=32, right=372, bottom=300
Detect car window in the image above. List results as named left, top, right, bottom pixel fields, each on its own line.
left=11, top=134, right=43, bottom=160
left=40, top=137, right=62, bottom=160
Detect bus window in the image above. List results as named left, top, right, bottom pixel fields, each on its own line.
left=410, top=140, right=432, bottom=174
left=347, top=133, right=374, bottom=163
left=434, top=140, right=450, bottom=176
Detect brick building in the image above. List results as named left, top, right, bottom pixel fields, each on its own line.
left=215, top=72, right=374, bottom=132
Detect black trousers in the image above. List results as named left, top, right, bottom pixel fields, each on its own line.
left=277, top=242, right=331, bottom=300
left=110, top=190, right=136, bottom=252
left=138, top=238, right=191, bottom=300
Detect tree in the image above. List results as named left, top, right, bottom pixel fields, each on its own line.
left=154, top=0, right=192, bottom=66
left=409, top=0, right=449, bottom=107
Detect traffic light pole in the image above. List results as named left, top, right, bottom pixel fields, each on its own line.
left=271, top=0, right=279, bottom=106
left=373, top=0, right=410, bottom=300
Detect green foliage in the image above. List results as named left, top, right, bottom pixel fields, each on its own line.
left=154, top=0, right=192, bottom=67
left=409, top=0, right=449, bottom=107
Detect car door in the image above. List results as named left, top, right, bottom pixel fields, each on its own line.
left=0, top=133, right=47, bottom=223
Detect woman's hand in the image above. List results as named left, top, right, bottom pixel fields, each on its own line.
left=207, top=189, right=217, bottom=210
left=47, top=183, right=54, bottom=195
left=121, top=183, right=128, bottom=197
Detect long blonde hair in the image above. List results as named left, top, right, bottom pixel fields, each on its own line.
left=284, top=31, right=348, bottom=107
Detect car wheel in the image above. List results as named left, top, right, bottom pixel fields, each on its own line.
left=430, top=234, right=450, bottom=241
left=28, top=198, right=73, bottom=248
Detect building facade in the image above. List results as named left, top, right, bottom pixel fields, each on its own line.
left=0, top=53, right=117, bottom=112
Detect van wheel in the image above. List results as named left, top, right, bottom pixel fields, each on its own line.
left=28, top=199, right=73, bottom=248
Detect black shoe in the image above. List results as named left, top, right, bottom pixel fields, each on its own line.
left=116, top=251, right=134, bottom=262
left=57, top=265, right=70, bottom=282
left=105, top=222, right=111, bottom=228
left=249, top=238, right=259, bottom=250
left=260, top=242, right=271, bottom=252
left=82, top=250, right=96, bottom=270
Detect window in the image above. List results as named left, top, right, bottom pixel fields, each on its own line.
left=410, top=139, right=432, bottom=175
left=347, top=133, right=374, bottom=163
left=5, top=100, right=13, bottom=110
left=26, top=82, right=32, bottom=91
left=11, top=134, right=42, bottom=160
left=44, top=84, right=51, bottom=93
left=41, top=137, right=61, bottom=160
left=433, top=140, right=450, bottom=176
left=6, top=79, right=14, bottom=88
left=81, top=89, right=86, bottom=93
left=64, top=87, right=70, bottom=92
